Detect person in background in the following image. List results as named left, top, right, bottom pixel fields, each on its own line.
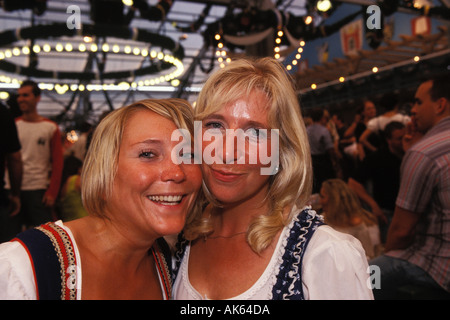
left=14, top=80, right=64, bottom=230
left=343, top=100, right=377, bottom=162
left=173, top=57, right=373, bottom=300
left=57, top=155, right=88, bottom=222
left=307, top=107, right=340, bottom=194
left=320, top=178, right=381, bottom=260
left=370, top=74, right=450, bottom=299
left=359, top=92, right=410, bottom=156
left=0, top=103, right=22, bottom=243
left=348, top=121, right=406, bottom=243
left=0, top=99, right=203, bottom=299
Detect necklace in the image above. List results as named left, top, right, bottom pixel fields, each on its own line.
left=203, top=231, right=247, bottom=241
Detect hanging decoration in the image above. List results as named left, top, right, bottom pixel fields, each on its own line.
left=175, top=4, right=363, bottom=67
left=0, top=24, right=184, bottom=81
left=0, top=23, right=185, bottom=93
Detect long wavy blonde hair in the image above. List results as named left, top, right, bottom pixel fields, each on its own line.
left=320, top=179, right=377, bottom=227
left=183, top=57, right=312, bottom=253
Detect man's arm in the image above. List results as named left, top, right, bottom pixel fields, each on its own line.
left=348, top=177, right=386, bottom=223
left=384, top=205, right=421, bottom=252
left=43, top=127, right=63, bottom=207
left=359, top=128, right=377, bottom=154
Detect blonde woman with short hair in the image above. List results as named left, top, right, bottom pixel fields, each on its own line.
left=0, top=99, right=202, bottom=299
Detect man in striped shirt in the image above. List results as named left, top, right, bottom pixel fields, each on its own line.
left=371, top=74, right=450, bottom=299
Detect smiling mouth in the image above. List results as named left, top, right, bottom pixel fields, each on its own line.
left=210, top=168, right=244, bottom=182
left=148, top=195, right=184, bottom=206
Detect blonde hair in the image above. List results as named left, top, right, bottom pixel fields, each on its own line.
left=81, top=98, right=204, bottom=225
left=321, top=179, right=377, bottom=227
left=184, top=57, right=312, bottom=253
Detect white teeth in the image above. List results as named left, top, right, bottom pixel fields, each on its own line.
left=149, top=195, right=183, bottom=203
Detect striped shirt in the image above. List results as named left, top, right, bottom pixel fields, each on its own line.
left=389, top=116, right=450, bottom=291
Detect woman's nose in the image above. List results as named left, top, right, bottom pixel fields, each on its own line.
left=223, top=130, right=245, bottom=164
left=160, top=159, right=187, bottom=183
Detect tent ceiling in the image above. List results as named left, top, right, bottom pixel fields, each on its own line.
left=1, top=0, right=449, bottom=125
left=296, top=25, right=449, bottom=91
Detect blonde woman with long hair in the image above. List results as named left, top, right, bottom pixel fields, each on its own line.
left=319, top=179, right=382, bottom=259
left=172, top=57, right=373, bottom=300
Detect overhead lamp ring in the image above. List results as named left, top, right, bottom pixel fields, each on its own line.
left=0, top=23, right=185, bottom=82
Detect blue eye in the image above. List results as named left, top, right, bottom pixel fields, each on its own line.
left=247, top=128, right=267, bottom=141
left=180, top=152, right=194, bottom=159
left=204, top=121, right=223, bottom=130
left=139, top=150, right=156, bottom=159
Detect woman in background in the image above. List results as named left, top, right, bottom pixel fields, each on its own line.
left=320, top=178, right=382, bottom=259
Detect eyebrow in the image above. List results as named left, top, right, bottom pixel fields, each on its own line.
left=204, top=114, right=269, bottom=129
left=131, top=139, right=163, bottom=147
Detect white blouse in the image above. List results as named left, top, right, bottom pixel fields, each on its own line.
left=173, top=224, right=374, bottom=300
left=0, top=221, right=168, bottom=300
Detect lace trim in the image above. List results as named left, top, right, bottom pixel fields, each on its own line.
left=271, top=207, right=324, bottom=300
left=36, top=222, right=78, bottom=300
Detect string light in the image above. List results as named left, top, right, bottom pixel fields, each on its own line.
left=215, top=33, right=230, bottom=68
left=274, top=29, right=283, bottom=60
left=0, top=41, right=185, bottom=94
left=285, top=39, right=306, bottom=72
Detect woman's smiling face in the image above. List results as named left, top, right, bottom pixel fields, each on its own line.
left=200, top=90, right=275, bottom=207
left=107, top=109, right=202, bottom=239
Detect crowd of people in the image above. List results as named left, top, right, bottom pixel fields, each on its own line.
left=0, top=58, right=448, bottom=300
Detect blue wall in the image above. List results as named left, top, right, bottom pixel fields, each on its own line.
left=285, top=2, right=444, bottom=72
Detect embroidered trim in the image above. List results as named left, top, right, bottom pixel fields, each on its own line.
left=271, top=208, right=324, bottom=300
left=35, top=223, right=78, bottom=300
left=152, top=241, right=172, bottom=300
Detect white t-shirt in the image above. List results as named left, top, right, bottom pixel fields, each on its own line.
left=366, top=113, right=411, bottom=133
left=15, top=118, right=60, bottom=191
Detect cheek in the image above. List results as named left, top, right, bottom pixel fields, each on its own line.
left=116, top=164, right=155, bottom=190
left=185, top=165, right=203, bottom=188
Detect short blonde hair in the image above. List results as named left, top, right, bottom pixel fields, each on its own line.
left=184, top=57, right=312, bottom=253
left=81, top=98, right=203, bottom=225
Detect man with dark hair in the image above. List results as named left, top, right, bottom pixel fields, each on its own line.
left=370, top=74, right=450, bottom=299
left=14, top=80, right=63, bottom=230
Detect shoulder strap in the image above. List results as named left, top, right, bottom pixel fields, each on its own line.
left=151, top=237, right=173, bottom=300
left=12, top=222, right=78, bottom=300
left=272, top=208, right=325, bottom=300
left=172, top=231, right=189, bottom=282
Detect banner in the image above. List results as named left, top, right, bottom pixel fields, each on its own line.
left=340, top=19, right=363, bottom=56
